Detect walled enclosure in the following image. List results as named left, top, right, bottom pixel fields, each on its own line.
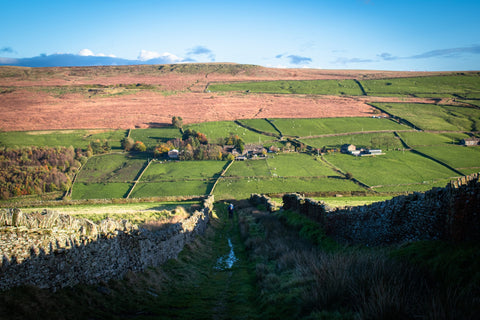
left=263, top=174, right=479, bottom=246
left=0, top=196, right=214, bottom=291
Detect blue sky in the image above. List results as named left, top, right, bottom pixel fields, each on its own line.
left=1, top=0, right=479, bottom=70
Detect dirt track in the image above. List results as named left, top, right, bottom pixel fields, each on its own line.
left=0, top=64, right=455, bottom=131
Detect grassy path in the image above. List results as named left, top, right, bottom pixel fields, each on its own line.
left=138, top=202, right=258, bottom=319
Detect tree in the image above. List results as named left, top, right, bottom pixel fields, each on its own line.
left=133, top=141, right=147, bottom=152
left=121, top=137, right=135, bottom=151
left=345, top=172, right=353, bottom=180
left=172, top=116, right=183, bottom=129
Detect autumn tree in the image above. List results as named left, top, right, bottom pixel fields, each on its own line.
left=133, top=141, right=147, bottom=152
left=121, top=137, right=135, bottom=151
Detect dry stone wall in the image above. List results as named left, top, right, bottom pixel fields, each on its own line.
left=282, top=174, right=480, bottom=246
left=0, top=196, right=213, bottom=291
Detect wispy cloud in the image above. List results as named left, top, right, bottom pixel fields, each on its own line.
left=276, top=54, right=312, bottom=65
left=409, top=45, right=480, bottom=59
left=186, top=45, right=215, bottom=62
left=287, top=55, right=312, bottom=65
left=334, top=45, right=480, bottom=65
left=333, top=57, right=374, bottom=65
left=0, top=46, right=17, bottom=55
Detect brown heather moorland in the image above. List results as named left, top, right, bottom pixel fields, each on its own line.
left=0, top=63, right=455, bottom=131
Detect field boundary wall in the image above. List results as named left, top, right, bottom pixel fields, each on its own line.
left=0, top=196, right=214, bottom=290
left=280, top=173, right=479, bottom=246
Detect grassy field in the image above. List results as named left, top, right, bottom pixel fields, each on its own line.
left=324, top=151, right=460, bottom=188
left=236, top=119, right=280, bottom=136
left=76, top=153, right=147, bottom=183
left=396, top=131, right=471, bottom=146
left=140, top=160, right=228, bottom=181
left=269, top=117, right=407, bottom=137
left=373, top=103, right=480, bottom=131
left=214, top=176, right=363, bottom=199
left=130, top=180, right=213, bottom=198
left=0, top=129, right=126, bottom=149
left=414, top=145, right=480, bottom=175
left=129, top=127, right=182, bottom=148
left=184, top=121, right=275, bottom=144
left=301, top=132, right=404, bottom=150
left=360, top=74, right=480, bottom=98
left=208, top=79, right=364, bottom=95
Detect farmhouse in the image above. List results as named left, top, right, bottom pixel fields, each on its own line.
left=461, top=137, right=480, bottom=146
left=243, top=144, right=266, bottom=158
left=341, top=144, right=383, bottom=156
left=341, top=144, right=356, bottom=153
left=168, top=149, right=179, bottom=159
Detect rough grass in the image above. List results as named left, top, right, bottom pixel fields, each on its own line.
left=238, top=207, right=480, bottom=319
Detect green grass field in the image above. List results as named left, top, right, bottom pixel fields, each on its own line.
left=324, top=151, right=460, bottom=188
left=140, top=160, right=227, bottom=181
left=214, top=176, right=363, bottom=199
left=267, top=153, right=339, bottom=177
left=301, top=132, right=404, bottom=150
left=184, top=121, right=274, bottom=144
left=236, top=119, right=280, bottom=136
left=0, top=129, right=126, bottom=149
left=130, top=180, right=213, bottom=198
left=414, top=145, right=480, bottom=175
left=269, top=117, right=406, bottom=137
left=208, top=79, right=364, bottom=95
left=71, top=182, right=133, bottom=199
left=373, top=103, right=480, bottom=131
left=360, top=74, right=480, bottom=98
left=129, top=127, right=182, bottom=148
left=76, top=153, right=147, bottom=183
left=396, top=131, right=471, bottom=146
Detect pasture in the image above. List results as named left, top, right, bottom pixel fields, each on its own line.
left=414, top=145, right=480, bottom=175
left=129, top=127, right=182, bottom=148
left=76, top=153, right=147, bottom=183
left=396, top=131, right=470, bottom=146
left=301, top=132, right=404, bottom=150
left=360, top=74, right=480, bottom=98
left=208, top=79, right=364, bottom=95
left=214, top=176, right=363, bottom=200
left=372, top=103, right=480, bottom=131
left=268, top=117, right=406, bottom=137
left=0, top=129, right=126, bottom=149
left=324, top=151, right=459, bottom=189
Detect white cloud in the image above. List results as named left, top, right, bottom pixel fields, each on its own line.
left=78, top=49, right=116, bottom=58
left=78, top=49, right=94, bottom=56
left=138, top=50, right=182, bottom=62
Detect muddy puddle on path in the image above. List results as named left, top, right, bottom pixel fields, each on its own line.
left=214, top=238, right=239, bottom=271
